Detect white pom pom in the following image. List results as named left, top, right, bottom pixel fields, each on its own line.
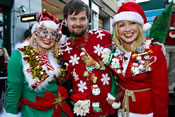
left=143, top=23, right=151, bottom=32
left=112, top=102, right=121, bottom=109
left=117, top=69, right=121, bottom=74
left=140, top=60, right=145, bottom=64
left=80, top=52, right=86, bottom=57
left=136, top=56, right=142, bottom=60
left=139, top=64, right=144, bottom=69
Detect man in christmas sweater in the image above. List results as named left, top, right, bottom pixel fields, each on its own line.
left=59, top=0, right=120, bottom=116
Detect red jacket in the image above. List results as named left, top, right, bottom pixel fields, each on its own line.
left=110, top=42, right=169, bottom=117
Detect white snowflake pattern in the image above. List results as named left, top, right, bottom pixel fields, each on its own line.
left=89, top=29, right=97, bottom=34
left=72, top=69, right=79, bottom=81
left=65, top=46, right=72, bottom=54
left=69, top=54, right=80, bottom=66
left=101, top=73, right=110, bottom=85
left=94, top=44, right=104, bottom=56
left=77, top=80, right=88, bottom=92
left=89, top=30, right=93, bottom=34
left=58, top=48, right=64, bottom=55
left=59, top=37, right=73, bottom=54
left=94, top=30, right=105, bottom=40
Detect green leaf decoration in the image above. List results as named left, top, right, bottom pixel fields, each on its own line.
left=149, top=1, right=173, bottom=43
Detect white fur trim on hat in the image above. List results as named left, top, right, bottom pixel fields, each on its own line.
left=112, top=11, right=144, bottom=28
left=80, top=52, right=86, bottom=57
left=143, top=22, right=151, bottom=32
left=107, top=93, right=116, bottom=100
left=31, top=21, right=59, bottom=33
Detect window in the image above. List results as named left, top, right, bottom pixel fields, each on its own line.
left=136, top=0, right=150, bottom=3
left=0, top=8, right=3, bottom=48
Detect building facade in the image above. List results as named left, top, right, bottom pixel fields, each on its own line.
left=0, top=0, right=118, bottom=55
left=1, top=0, right=166, bottom=55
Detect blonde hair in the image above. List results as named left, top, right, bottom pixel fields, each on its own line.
left=112, top=23, right=146, bottom=53
left=2, top=47, right=9, bottom=61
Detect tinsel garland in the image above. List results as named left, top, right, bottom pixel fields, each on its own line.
left=18, top=46, right=70, bottom=88
left=19, top=46, right=49, bottom=82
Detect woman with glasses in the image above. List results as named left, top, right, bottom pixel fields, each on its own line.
left=5, top=11, right=73, bottom=117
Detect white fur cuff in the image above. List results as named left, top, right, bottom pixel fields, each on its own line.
left=107, top=93, right=116, bottom=100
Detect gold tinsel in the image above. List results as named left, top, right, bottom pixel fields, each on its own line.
left=20, top=46, right=48, bottom=81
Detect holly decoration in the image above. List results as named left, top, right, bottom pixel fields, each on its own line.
left=71, top=33, right=89, bottom=48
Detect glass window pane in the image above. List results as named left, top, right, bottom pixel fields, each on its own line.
left=0, top=8, right=3, bottom=48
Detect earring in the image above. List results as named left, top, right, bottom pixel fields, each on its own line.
left=33, top=37, right=37, bottom=46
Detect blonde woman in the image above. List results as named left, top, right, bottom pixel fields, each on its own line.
left=5, top=11, right=73, bottom=117
left=105, top=2, right=169, bottom=117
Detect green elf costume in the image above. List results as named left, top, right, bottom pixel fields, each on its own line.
left=5, top=11, right=73, bottom=117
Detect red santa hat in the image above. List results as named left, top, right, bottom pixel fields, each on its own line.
left=31, top=11, right=61, bottom=33
left=80, top=52, right=86, bottom=57
left=112, top=2, right=151, bottom=32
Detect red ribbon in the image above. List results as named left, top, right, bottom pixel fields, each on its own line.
left=18, top=86, right=73, bottom=117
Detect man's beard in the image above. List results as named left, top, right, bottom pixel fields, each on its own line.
left=71, top=26, right=87, bottom=37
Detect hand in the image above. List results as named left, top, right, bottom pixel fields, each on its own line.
left=106, top=93, right=121, bottom=109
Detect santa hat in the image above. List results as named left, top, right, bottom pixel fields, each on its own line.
left=112, top=2, right=151, bottom=32
left=80, top=52, right=86, bottom=57
left=31, top=11, right=61, bottom=34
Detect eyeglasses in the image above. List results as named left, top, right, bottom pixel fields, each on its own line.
left=40, top=30, right=57, bottom=40
left=35, top=28, right=61, bottom=41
